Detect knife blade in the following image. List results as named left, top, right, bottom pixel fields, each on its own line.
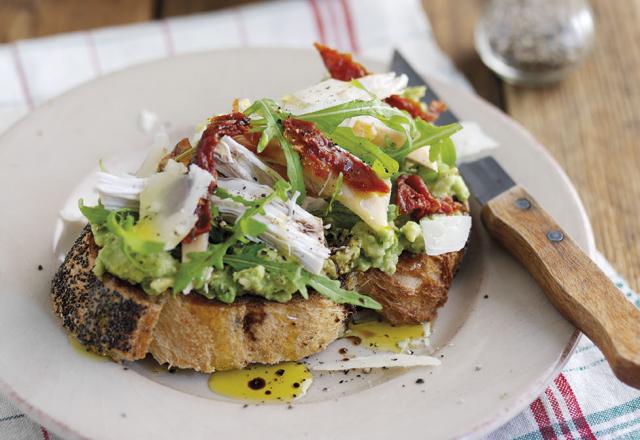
left=390, top=50, right=459, bottom=126
left=459, top=157, right=640, bottom=389
left=458, top=156, right=515, bottom=205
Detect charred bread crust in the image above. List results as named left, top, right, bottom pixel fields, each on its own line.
left=51, top=226, right=165, bottom=361
left=351, top=249, right=465, bottom=325
left=149, top=293, right=347, bottom=372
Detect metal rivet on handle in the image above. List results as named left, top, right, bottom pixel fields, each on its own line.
left=515, top=198, right=531, bottom=210
left=547, top=230, right=564, bottom=242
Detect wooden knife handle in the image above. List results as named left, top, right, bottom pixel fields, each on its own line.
left=482, top=185, right=640, bottom=389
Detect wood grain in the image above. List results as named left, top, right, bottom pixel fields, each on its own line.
left=501, top=0, right=640, bottom=291
left=483, top=185, right=640, bottom=388
left=0, top=0, right=154, bottom=43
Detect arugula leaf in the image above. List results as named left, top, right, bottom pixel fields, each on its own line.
left=328, top=127, right=399, bottom=179
left=78, top=199, right=110, bottom=225
left=245, top=99, right=281, bottom=153
left=224, top=246, right=309, bottom=300
left=388, top=119, right=461, bottom=161
left=297, top=99, right=415, bottom=140
left=245, top=99, right=306, bottom=199
left=429, top=137, right=457, bottom=167
left=230, top=191, right=279, bottom=238
left=307, top=275, right=382, bottom=310
left=173, top=187, right=283, bottom=292
left=238, top=217, right=268, bottom=238
left=171, top=251, right=213, bottom=293
left=105, top=211, right=165, bottom=255
left=273, top=179, right=292, bottom=200
left=214, top=187, right=256, bottom=207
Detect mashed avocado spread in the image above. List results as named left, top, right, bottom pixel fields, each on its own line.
left=91, top=210, right=424, bottom=298
left=323, top=205, right=425, bottom=278
left=418, top=163, right=470, bottom=203
left=91, top=224, right=178, bottom=295
left=197, top=247, right=300, bottom=303
left=91, top=225, right=301, bottom=301
left=88, top=164, right=465, bottom=298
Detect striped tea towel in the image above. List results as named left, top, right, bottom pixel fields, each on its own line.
left=0, top=0, right=637, bottom=438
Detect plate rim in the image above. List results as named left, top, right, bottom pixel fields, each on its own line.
left=0, top=47, right=595, bottom=440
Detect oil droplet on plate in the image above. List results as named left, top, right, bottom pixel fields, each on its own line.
left=68, top=335, right=108, bottom=362
left=208, top=362, right=312, bottom=402
left=345, top=320, right=425, bottom=353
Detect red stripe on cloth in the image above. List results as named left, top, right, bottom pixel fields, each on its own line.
left=233, top=8, right=248, bottom=47
left=339, top=0, right=359, bottom=53
left=325, top=0, right=344, bottom=50
left=530, top=397, right=559, bottom=440
left=545, top=387, right=575, bottom=440
left=309, top=0, right=326, bottom=44
left=161, top=19, right=176, bottom=56
left=40, top=427, right=50, bottom=440
left=555, top=374, right=597, bottom=440
left=9, top=43, right=34, bottom=110
left=84, top=31, right=102, bottom=75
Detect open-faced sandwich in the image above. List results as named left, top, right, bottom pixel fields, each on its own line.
left=52, top=44, right=473, bottom=373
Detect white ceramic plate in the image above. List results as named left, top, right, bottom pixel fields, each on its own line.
left=0, top=48, right=594, bottom=440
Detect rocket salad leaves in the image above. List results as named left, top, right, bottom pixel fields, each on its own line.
left=245, top=99, right=306, bottom=200
left=172, top=181, right=288, bottom=292
left=328, top=127, right=399, bottom=179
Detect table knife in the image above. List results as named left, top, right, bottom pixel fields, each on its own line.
left=390, top=51, right=640, bottom=389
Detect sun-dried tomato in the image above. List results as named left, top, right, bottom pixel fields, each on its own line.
left=195, top=112, right=250, bottom=190
left=314, top=43, right=369, bottom=81
left=183, top=112, right=251, bottom=243
left=283, top=118, right=389, bottom=194
left=384, top=95, right=446, bottom=123
left=183, top=199, right=213, bottom=244
left=314, top=44, right=447, bottom=123
left=396, top=174, right=461, bottom=220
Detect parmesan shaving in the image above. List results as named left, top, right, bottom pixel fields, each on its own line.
left=453, top=121, right=499, bottom=160
left=307, top=353, right=441, bottom=371
left=421, top=214, right=471, bottom=256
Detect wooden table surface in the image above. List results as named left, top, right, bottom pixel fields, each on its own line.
left=1, top=0, right=638, bottom=291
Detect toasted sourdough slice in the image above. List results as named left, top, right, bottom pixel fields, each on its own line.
left=150, top=294, right=347, bottom=372
left=350, top=250, right=465, bottom=325
left=51, top=227, right=165, bottom=361
left=52, top=227, right=347, bottom=369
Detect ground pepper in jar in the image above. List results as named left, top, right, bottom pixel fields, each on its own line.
left=475, top=0, right=595, bottom=85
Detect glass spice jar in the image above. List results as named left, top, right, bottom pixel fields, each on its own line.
left=475, top=0, right=596, bottom=86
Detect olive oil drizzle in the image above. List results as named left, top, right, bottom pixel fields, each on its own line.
left=208, top=362, right=312, bottom=402
left=68, top=335, right=108, bottom=361
left=345, top=320, right=425, bottom=353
